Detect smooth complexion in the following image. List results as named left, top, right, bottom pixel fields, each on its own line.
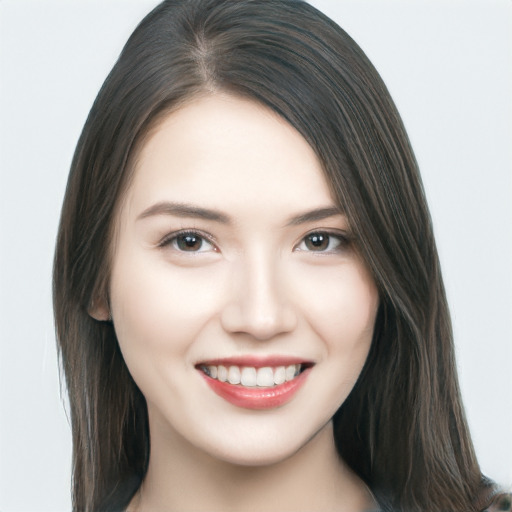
left=95, top=94, right=379, bottom=511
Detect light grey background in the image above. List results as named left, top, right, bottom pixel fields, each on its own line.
left=0, top=1, right=510, bottom=510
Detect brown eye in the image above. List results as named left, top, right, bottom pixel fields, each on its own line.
left=305, top=233, right=330, bottom=251
left=160, top=231, right=216, bottom=253
left=296, top=231, right=346, bottom=253
left=176, top=234, right=204, bottom=251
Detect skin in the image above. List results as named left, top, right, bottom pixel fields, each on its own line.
left=93, top=93, right=379, bottom=511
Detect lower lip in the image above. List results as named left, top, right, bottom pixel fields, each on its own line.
left=199, top=367, right=312, bottom=410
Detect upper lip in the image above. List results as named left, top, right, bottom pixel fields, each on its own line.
left=195, top=355, right=315, bottom=368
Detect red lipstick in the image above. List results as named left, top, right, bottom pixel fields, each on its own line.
left=199, top=355, right=309, bottom=368
left=196, top=356, right=313, bottom=410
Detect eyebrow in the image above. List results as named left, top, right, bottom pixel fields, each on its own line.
left=137, top=201, right=231, bottom=224
left=137, top=201, right=343, bottom=226
left=285, top=206, right=343, bottom=226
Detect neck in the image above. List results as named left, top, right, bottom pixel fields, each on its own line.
left=129, top=419, right=376, bottom=512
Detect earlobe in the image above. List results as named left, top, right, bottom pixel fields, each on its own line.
left=88, top=297, right=111, bottom=322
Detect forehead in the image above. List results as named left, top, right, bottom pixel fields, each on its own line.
left=124, top=93, right=336, bottom=220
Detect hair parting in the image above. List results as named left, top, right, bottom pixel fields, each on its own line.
left=53, top=1, right=503, bottom=511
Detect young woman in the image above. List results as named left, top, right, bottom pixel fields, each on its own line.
left=53, top=0, right=511, bottom=511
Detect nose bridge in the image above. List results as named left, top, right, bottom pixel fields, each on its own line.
left=221, top=245, right=297, bottom=340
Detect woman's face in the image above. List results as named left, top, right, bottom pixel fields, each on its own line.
left=107, top=93, right=379, bottom=465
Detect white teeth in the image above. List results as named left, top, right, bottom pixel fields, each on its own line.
left=256, top=367, right=274, bottom=387
left=202, top=363, right=303, bottom=387
left=228, top=366, right=241, bottom=385
left=240, top=367, right=257, bottom=387
left=217, top=365, right=228, bottom=382
left=285, top=365, right=297, bottom=381
left=274, top=366, right=286, bottom=385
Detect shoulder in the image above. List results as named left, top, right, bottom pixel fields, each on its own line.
left=481, top=492, right=512, bottom=512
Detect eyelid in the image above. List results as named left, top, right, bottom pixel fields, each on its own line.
left=156, top=228, right=351, bottom=253
left=158, top=229, right=219, bottom=252
left=293, top=229, right=352, bottom=252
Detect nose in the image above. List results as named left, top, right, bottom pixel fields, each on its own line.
left=220, top=251, right=298, bottom=341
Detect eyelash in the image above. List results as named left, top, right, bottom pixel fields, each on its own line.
left=158, top=229, right=218, bottom=253
left=295, top=230, right=351, bottom=253
left=158, top=229, right=351, bottom=254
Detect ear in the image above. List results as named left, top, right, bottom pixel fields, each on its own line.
left=88, top=296, right=110, bottom=322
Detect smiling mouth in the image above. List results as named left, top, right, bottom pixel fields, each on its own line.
left=196, top=360, right=314, bottom=409
left=197, top=363, right=311, bottom=388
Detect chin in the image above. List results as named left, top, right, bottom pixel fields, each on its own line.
left=208, top=440, right=302, bottom=468
left=198, top=420, right=329, bottom=469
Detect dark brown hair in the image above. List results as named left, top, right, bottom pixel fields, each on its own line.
left=53, top=1, right=494, bottom=510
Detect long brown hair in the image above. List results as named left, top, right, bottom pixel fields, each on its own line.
left=53, top=1, right=492, bottom=510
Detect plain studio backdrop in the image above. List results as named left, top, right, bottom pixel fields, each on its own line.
left=0, top=1, right=511, bottom=510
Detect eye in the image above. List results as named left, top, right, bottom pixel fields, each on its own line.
left=160, top=230, right=217, bottom=253
left=295, top=231, right=348, bottom=253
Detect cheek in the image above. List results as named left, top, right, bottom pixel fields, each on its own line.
left=295, top=262, right=378, bottom=403
left=295, top=262, right=378, bottom=351
left=109, top=250, right=226, bottom=368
